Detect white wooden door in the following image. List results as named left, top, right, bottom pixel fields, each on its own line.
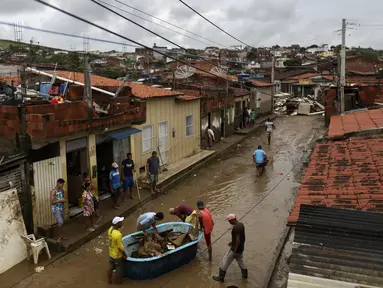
left=158, top=121, right=169, bottom=165
left=33, top=157, right=62, bottom=226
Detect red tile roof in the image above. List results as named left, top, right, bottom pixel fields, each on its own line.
left=176, top=95, right=200, bottom=101
left=288, top=138, right=383, bottom=225
left=249, top=79, right=273, bottom=87
left=41, top=71, right=181, bottom=99
left=327, top=109, right=383, bottom=139
left=289, top=73, right=319, bottom=80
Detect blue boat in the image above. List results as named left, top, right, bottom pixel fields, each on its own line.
left=121, top=222, right=203, bottom=280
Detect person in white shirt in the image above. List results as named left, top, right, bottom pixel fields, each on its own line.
left=207, top=128, right=215, bottom=147
left=136, top=211, right=164, bottom=236
left=264, top=118, right=276, bottom=145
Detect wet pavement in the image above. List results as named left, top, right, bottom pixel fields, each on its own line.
left=12, top=115, right=325, bottom=288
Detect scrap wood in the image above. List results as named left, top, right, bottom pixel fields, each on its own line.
left=169, top=233, right=187, bottom=247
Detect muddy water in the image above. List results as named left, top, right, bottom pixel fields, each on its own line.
left=14, top=116, right=325, bottom=288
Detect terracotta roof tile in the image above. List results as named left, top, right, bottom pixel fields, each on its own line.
left=288, top=138, right=383, bottom=225
left=41, top=71, right=181, bottom=99
left=327, top=108, right=383, bottom=139
left=249, top=79, right=273, bottom=87
left=288, top=73, right=320, bottom=80
left=176, top=95, right=199, bottom=101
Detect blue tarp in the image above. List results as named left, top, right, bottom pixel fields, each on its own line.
left=106, top=127, right=141, bottom=140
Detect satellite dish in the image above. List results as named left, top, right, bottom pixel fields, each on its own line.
left=174, top=65, right=196, bottom=79
left=210, top=66, right=228, bottom=76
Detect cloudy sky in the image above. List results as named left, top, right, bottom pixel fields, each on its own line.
left=1, top=0, right=382, bottom=52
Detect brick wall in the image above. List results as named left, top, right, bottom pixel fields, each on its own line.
left=0, top=101, right=146, bottom=140
left=0, top=106, right=21, bottom=136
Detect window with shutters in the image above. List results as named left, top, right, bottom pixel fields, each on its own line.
left=185, top=114, right=194, bottom=137
left=142, top=125, right=154, bottom=153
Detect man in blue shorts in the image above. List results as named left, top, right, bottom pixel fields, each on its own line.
left=121, top=153, right=135, bottom=201
left=253, top=145, right=267, bottom=171
left=109, top=163, right=121, bottom=210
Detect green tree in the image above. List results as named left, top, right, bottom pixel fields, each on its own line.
left=284, top=59, right=302, bottom=67
left=247, top=48, right=258, bottom=60
left=67, top=52, right=81, bottom=70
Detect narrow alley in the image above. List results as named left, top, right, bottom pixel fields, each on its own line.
left=13, top=115, right=325, bottom=288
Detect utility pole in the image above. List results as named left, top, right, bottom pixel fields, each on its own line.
left=340, top=18, right=346, bottom=113
left=271, top=56, right=275, bottom=114
left=224, top=79, right=229, bottom=138
left=84, top=55, right=93, bottom=122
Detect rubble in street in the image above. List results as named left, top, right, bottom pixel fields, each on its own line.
left=130, top=228, right=197, bottom=258
left=274, top=93, right=324, bottom=116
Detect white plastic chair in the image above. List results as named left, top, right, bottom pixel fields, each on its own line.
left=21, top=234, right=51, bottom=265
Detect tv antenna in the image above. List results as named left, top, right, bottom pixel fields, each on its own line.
left=174, top=65, right=196, bottom=79
left=210, top=66, right=228, bottom=76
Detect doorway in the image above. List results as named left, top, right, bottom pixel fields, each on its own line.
left=207, top=112, right=211, bottom=128
left=221, top=109, right=225, bottom=136
left=158, top=121, right=169, bottom=165
left=66, top=137, right=89, bottom=217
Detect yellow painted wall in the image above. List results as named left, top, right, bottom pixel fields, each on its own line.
left=133, top=98, right=201, bottom=173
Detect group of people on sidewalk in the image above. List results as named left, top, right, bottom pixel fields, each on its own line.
left=49, top=151, right=163, bottom=242
left=107, top=200, right=247, bottom=284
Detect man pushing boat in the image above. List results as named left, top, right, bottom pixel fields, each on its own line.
left=136, top=211, right=164, bottom=239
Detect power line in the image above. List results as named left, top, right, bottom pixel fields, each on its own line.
left=93, top=1, right=333, bottom=79
left=113, top=0, right=224, bottom=48
left=31, top=0, right=278, bottom=100
left=178, top=0, right=253, bottom=48
left=96, top=0, right=216, bottom=48
left=32, top=0, right=233, bottom=81
left=31, top=0, right=335, bottom=101
left=0, top=20, right=139, bottom=49
left=91, top=0, right=226, bottom=70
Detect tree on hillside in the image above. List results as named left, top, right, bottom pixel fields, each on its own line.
left=308, top=44, right=319, bottom=48
left=247, top=47, right=258, bottom=60
left=67, top=52, right=81, bottom=70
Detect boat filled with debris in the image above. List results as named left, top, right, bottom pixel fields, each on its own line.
left=121, top=222, right=203, bottom=280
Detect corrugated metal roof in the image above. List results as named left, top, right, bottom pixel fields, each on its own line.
left=288, top=204, right=383, bottom=287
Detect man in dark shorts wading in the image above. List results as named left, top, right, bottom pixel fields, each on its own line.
left=121, top=152, right=135, bottom=201
left=109, top=163, right=121, bottom=209
left=213, top=214, right=247, bottom=282
left=107, top=216, right=126, bottom=284
left=146, top=151, right=160, bottom=194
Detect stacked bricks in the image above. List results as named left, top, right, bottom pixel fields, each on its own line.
left=288, top=138, right=383, bottom=225
left=327, top=108, right=383, bottom=139
left=0, top=105, right=21, bottom=136
left=0, top=101, right=146, bottom=140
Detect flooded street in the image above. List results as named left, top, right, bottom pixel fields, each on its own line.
left=14, top=116, right=325, bottom=288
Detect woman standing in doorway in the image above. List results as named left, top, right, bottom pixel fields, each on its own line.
left=83, top=172, right=102, bottom=223
left=82, top=182, right=95, bottom=231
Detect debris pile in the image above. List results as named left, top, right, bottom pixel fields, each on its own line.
left=130, top=228, right=197, bottom=258
left=274, top=93, right=324, bottom=116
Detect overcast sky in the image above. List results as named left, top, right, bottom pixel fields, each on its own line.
left=1, top=0, right=382, bottom=52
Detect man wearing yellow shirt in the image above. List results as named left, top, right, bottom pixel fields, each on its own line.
left=108, top=216, right=126, bottom=284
